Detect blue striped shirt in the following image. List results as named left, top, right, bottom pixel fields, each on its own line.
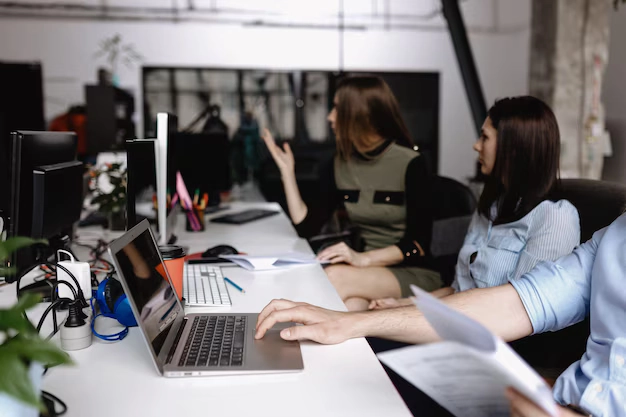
left=511, top=213, right=626, bottom=417
left=452, top=199, right=580, bottom=291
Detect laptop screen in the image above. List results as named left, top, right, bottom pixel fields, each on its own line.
left=112, top=225, right=182, bottom=357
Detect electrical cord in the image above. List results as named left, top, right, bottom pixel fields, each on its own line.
left=43, top=262, right=88, bottom=308
left=36, top=297, right=73, bottom=333
left=41, top=390, right=67, bottom=416
left=51, top=280, right=78, bottom=301
left=50, top=280, right=73, bottom=332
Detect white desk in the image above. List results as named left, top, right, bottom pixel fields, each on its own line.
left=0, top=202, right=411, bottom=417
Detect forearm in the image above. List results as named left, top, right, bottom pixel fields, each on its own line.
left=431, top=287, right=455, bottom=298
left=281, top=174, right=308, bottom=225
left=353, top=284, right=533, bottom=344
left=362, top=245, right=404, bottom=267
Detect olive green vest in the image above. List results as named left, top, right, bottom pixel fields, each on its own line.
left=334, top=143, right=419, bottom=251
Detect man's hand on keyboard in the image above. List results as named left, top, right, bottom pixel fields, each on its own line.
left=254, top=299, right=361, bottom=344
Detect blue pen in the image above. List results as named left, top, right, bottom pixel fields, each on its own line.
left=224, top=277, right=245, bottom=293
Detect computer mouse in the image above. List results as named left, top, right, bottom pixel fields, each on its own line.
left=202, top=244, right=239, bottom=258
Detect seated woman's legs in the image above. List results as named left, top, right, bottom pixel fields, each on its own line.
left=325, top=264, right=442, bottom=311
left=325, top=265, right=402, bottom=311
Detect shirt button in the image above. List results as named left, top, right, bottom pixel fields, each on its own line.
left=406, top=252, right=410, bottom=257
left=344, top=195, right=349, bottom=200
left=385, top=196, right=390, bottom=202
left=593, top=383, right=603, bottom=393
left=616, top=355, right=625, bottom=367
left=413, top=249, right=417, bottom=254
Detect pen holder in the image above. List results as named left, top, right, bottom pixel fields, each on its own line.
left=185, top=208, right=205, bottom=232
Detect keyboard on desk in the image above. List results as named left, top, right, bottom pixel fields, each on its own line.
left=180, top=315, right=247, bottom=367
left=210, top=208, right=279, bottom=224
left=183, top=264, right=231, bottom=306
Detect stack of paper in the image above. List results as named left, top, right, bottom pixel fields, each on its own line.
left=220, top=253, right=327, bottom=271
left=377, top=285, right=557, bottom=417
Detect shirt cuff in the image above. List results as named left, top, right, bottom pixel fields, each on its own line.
left=509, top=276, right=546, bottom=335
left=395, top=239, right=429, bottom=267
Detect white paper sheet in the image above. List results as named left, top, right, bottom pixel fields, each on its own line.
left=377, top=285, right=557, bottom=417
left=220, top=253, right=328, bottom=271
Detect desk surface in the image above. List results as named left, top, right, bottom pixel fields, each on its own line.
left=0, top=202, right=411, bottom=417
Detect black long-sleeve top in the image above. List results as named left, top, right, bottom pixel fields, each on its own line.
left=294, top=142, right=434, bottom=268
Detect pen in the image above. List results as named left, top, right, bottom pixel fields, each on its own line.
left=224, top=277, right=245, bottom=293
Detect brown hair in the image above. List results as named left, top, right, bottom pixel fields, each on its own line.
left=334, top=75, right=413, bottom=160
left=478, top=96, right=561, bottom=224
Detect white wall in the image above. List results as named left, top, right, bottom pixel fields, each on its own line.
left=0, top=0, right=531, bottom=183
left=602, top=5, right=626, bottom=183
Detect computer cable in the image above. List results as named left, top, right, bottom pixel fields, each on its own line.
left=43, top=262, right=88, bottom=308
left=48, top=280, right=81, bottom=333
left=36, top=297, right=72, bottom=333
left=41, top=390, right=67, bottom=416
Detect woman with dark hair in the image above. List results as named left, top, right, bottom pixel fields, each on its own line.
left=370, top=95, right=580, bottom=309
left=262, top=75, right=442, bottom=311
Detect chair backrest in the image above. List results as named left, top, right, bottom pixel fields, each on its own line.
left=512, top=178, right=626, bottom=375
left=430, top=176, right=477, bottom=220
left=429, top=176, right=477, bottom=286
left=552, top=179, right=626, bottom=241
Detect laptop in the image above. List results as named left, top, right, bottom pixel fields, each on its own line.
left=108, top=219, right=304, bottom=377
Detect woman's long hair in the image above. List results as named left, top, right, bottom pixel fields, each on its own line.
left=478, top=96, right=561, bottom=224
left=334, top=75, right=413, bottom=160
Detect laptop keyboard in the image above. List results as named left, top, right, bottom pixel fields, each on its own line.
left=184, top=264, right=231, bottom=306
left=179, top=316, right=246, bottom=367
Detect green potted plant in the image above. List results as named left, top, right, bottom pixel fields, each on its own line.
left=94, top=33, right=143, bottom=86
left=0, top=237, right=72, bottom=416
left=89, top=162, right=127, bottom=230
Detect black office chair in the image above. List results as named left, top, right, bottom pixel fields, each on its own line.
left=511, top=178, right=626, bottom=378
left=429, top=176, right=477, bottom=286
left=367, top=176, right=476, bottom=417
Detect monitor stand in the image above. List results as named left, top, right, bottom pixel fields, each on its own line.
left=16, top=233, right=75, bottom=304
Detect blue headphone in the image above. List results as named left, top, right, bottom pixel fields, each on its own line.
left=91, top=277, right=137, bottom=341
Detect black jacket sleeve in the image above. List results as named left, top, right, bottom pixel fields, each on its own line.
left=293, top=157, right=341, bottom=238
left=394, top=156, right=434, bottom=267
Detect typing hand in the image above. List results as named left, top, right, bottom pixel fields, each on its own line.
left=506, top=388, right=580, bottom=417
left=368, top=297, right=413, bottom=310
left=316, top=242, right=369, bottom=267
left=254, top=299, right=359, bottom=344
left=261, top=128, right=295, bottom=177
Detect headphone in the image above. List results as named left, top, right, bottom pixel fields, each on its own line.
left=91, top=276, right=137, bottom=341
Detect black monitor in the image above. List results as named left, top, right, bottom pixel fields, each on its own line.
left=6, top=131, right=78, bottom=283
left=168, top=132, right=231, bottom=206
left=0, top=62, right=45, bottom=221
left=32, top=161, right=84, bottom=240
left=126, top=139, right=158, bottom=229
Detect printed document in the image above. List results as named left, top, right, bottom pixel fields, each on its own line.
left=220, top=253, right=328, bottom=271
left=377, top=285, right=557, bottom=417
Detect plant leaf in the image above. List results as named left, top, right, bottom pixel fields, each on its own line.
left=0, top=294, right=40, bottom=334
left=0, top=237, right=47, bottom=262
left=0, top=352, right=41, bottom=409
left=4, top=336, right=73, bottom=368
left=13, top=293, right=42, bottom=312
left=0, top=266, right=16, bottom=276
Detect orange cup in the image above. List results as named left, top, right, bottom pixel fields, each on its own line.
left=159, top=245, right=186, bottom=300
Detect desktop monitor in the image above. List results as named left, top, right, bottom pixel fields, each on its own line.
left=6, top=131, right=78, bottom=282
left=31, top=161, right=84, bottom=240
left=168, top=132, right=231, bottom=206
left=0, top=62, right=45, bottom=220
left=126, top=139, right=158, bottom=229
left=156, top=113, right=178, bottom=244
